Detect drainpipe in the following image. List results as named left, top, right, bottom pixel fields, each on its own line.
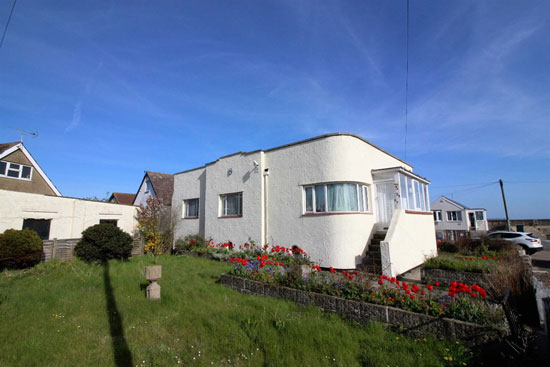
left=263, top=168, right=269, bottom=246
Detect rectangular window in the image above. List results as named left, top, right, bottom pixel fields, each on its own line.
left=304, top=183, right=369, bottom=214
left=0, top=161, right=33, bottom=180
left=475, top=211, right=484, bottom=220
left=220, top=192, right=242, bottom=216
left=447, top=211, right=462, bottom=221
left=399, top=174, right=408, bottom=209
left=184, top=198, right=199, bottom=218
left=433, top=210, right=442, bottom=221
left=22, top=219, right=51, bottom=240
left=398, top=173, right=431, bottom=212
left=99, top=219, right=118, bottom=226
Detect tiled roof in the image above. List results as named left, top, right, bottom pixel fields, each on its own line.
left=110, top=192, right=136, bottom=205
left=0, top=142, right=20, bottom=156
left=146, top=171, right=174, bottom=205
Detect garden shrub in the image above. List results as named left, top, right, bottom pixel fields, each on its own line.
left=173, top=234, right=207, bottom=253
left=74, top=224, right=133, bottom=262
left=0, top=228, right=43, bottom=269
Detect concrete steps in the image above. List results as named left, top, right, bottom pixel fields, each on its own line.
left=357, top=231, right=386, bottom=275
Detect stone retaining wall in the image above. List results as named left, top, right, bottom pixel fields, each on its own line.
left=421, top=268, right=488, bottom=288
left=220, top=274, right=506, bottom=344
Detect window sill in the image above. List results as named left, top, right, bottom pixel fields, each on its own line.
left=0, top=175, right=32, bottom=181
left=218, top=215, right=243, bottom=219
left=182, top=217, right=199, bottom=220
left=405, top=210, right=434, bottom=215
left=302, top=212, right=373, bottom=217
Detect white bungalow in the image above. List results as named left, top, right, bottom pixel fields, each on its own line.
left=172, top=133, right=437, bottom=277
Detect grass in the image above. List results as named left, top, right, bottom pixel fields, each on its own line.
left=423, top=252, right=503, bottom=273
left=0, top=255, right=474, bottom=367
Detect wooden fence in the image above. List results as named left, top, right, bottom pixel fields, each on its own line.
left=42, top=236, right=144, bottom=262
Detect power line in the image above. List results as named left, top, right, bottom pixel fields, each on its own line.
left=404, top=1, right=410, bottom=149
left=0, top=0, right=17, bottom=50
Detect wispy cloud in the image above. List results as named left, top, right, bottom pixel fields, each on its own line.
left=65, top=101, right=82, bottom=132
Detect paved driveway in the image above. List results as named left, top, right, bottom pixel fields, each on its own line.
left=531, top=240, right=550, bottom=269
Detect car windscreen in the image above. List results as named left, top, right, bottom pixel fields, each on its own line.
left=527, top=233, right=539, bottom=239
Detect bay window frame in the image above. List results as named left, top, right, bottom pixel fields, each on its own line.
left=303, top=182, right=370, bottom=214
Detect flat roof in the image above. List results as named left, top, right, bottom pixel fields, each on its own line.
left=175, top=133, right=412, bottom=175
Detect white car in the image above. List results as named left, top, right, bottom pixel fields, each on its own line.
left=487, top=231, right=543, bottom=254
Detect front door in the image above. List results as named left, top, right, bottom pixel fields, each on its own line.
left=375, top=182, right=394, bottom=229
left=468, top=212, right=476, bottom=230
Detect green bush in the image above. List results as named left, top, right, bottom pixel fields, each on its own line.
left=0, top=228, right=43, bottom=269
left=173, top=234, right=206, bottom=253
left=74, top=224, right=133, bottom=262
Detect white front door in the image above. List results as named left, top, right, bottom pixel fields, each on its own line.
left=375, top=182, right=394, bottom=229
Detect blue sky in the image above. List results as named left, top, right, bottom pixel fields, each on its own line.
left=1, top=0, right=549, bottom=218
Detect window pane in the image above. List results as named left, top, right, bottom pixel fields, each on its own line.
left=414, top=181, right=421, bottom=210
left=21, top=166, right=32, bottom=179
left=7, top=169, right=19, bottom=178
left=407, top=177, right=415, bottom=210
left=424, top=185, right=430, bottom=211
left=363, top=186, right=369, bottom=211
left=399, top=174, right=408, bottom=209
left=186, top=199, right=199, bottom=217
left=328, top=183, right=358, bottom=212
left=0, top=161, right=6, bottom=175
left=224, top=193, right=242, bottom=216
left=358, top=185, right=364, bottom=212
left=457, top=212, right=462, bottom=221
left=315, top=185, right=326, bottom=212
left=475, top=211, right=484, bottom=220
left=305, top=187, right=313, bottom=212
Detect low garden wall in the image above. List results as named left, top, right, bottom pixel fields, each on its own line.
left=220, top=274, right=506, bottom=344
left=421, top=268, right=489, bottom=288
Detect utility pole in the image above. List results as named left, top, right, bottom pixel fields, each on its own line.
left=499, top=179, right=511, bottom=231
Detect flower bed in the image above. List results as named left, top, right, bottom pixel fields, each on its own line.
left=421, top=268, right=489, bottom=289
left=220, top=274, right=507, bottom=343
left=423, top=253, right=503, bottom=273
left=226, top=257, right=506, bottom=329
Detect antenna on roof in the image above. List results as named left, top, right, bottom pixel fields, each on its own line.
left=9, top=127, right=38, bottom=142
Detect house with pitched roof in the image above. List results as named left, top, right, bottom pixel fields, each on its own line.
left=133, top=171, right=174, bottom=207
left=430, top=195, right=488, bottom=241
left=0, top=142, right=61, bottom=196
left=172, top=133, right=437, bottom=277
left=109, top=192, right=136, bottom=205
left=0, top=141, right=137, bottom=240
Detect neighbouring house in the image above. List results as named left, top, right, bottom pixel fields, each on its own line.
left=0, top=141, right=61, bottom=196
left=430, top=196, right=488, bottom=241
left=0, top=142, right=137, bottom=241
left=172, top=133, right=437, bottom=277
left=133, top=171, right=174, bottom=207
left=109, top=192, right=136, bottom=205
left=0, top=189, right=138, bottom=240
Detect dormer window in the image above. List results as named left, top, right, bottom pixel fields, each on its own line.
left=0, top=161, right=33, bottom=180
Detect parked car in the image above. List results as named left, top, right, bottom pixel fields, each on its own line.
left=487, top=231, right=543, bottom=254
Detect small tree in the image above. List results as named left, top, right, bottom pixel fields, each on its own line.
left=74, top=224, right=133, bottom=262
left=135, top=197, right=172, bottom=255
left=0, top=228, right=43, bottom=269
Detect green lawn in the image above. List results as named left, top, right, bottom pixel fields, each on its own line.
left=1, top=255, right=473, bottom=367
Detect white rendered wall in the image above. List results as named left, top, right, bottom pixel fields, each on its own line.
left=172, top=168, right=205, bottom=241
left=265, top=135, right=413, bottom=268
left=0, top=189, right=138, bottom=239
left=202, top=151, right=264, bottom=246
left=381, top=209, right=438, bottom=277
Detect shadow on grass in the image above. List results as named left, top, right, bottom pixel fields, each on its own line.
left=103, top=261, right=133, bottom=367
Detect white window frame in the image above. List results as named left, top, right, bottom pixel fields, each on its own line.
left=303, top=182, right=370, bottom=214
left=0, top=160, right=33, bottom=181
left=447, top=211, right=462, bottom=222
left=398, top=173, right=430, bottom=212
left=183, top=198, right=199, bottom=218
left=475, top=211, right=484, bottom=221
left=433, top=210, right=442, bottom=222
left=220, top=192, right=243, bottom=217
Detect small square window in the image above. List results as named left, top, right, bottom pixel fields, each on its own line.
left=220, top=193, right=242, bottom=216
left=184, top=198, right=199, bottom=218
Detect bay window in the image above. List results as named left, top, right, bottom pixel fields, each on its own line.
left=304, top=182, right=370, bottom=214
left=398, top=172, right=430, bottom=212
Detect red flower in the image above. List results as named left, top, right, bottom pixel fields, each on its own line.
left=378, top=279, right=384, bottom=285
left=420, top=291, right=425, bottom=296
left=242, top=259, right=248, bottom=266
left=426, top=285, right=433, bottom=291
left=434, top=281, right=440, bottom=287
left=410, top=294, right=415, bottom=299
left=470, top=292, right=477, bottom=298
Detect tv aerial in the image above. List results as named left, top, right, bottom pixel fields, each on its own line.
left=9, top=127, right=38, bottom=142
